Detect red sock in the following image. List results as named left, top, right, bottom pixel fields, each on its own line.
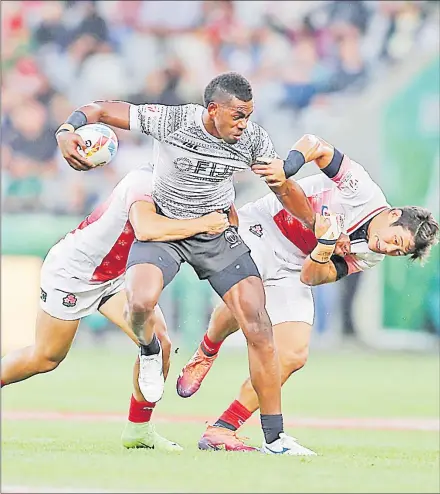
left=201, top=333, right=223, bottom=356
left=128, top=395, right=155, bottom=423
left=214, top=400, right=252, bottom=430
left=1, top=380, right=5, bottom=388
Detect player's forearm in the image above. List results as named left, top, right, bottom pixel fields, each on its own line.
left=270, top=180, right=315, bottom=231
left=292, top=134, right=333, bottom=168
left=136, top=217, right=206, bottom=242
left=281, top=134, right=335, bottom=179
left=300, top=258, right=337, bottom=286
left=228, top=204, right=239, bottom=228
left=58, top=101, right=131, bottom=132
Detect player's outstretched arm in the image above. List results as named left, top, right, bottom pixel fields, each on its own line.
left=129, top=202, right=230, bottom=242
left=300, top=214, right=349, bottom=286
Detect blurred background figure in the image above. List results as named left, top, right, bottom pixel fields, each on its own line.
left=1, top=0, right=439, bottom=352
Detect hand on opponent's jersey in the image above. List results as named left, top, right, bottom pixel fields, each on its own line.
left=56, top=131, right=94, bottom=171
left=251, top=157, right=287, bottom=187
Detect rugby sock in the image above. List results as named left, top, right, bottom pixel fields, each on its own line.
left=128, top=394, right=155, bottom=423
left=140, top=333, right=160, bottom=356
left=261, top=413, right=284, bottom=444
left=213, top=400, right=252, bottom=431
left=200, top=333, right=223, bottom=357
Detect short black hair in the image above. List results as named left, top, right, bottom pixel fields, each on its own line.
left=203, top=72, right=253, bottom=107
left=392, top=206, right=439, bottom=263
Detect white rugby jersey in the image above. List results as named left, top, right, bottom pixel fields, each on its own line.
left=49, top=168, right=154, bottom=282
left=247, top=157, right=389, bottom=274
left=129, top=103, right=277, bottom=219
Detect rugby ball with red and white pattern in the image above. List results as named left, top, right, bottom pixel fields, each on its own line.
left=76, top=123, right=118, bottom=167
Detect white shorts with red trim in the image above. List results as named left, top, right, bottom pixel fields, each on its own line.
left=238, top=204, right=314, bottom=326
left=40, top=247, right=125, bottom=321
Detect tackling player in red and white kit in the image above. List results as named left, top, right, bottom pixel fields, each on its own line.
left=177, top=134, right=439, bottom=454
left=1, top=166, right=229, bottom=451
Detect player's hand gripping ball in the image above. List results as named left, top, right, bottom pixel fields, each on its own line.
left=75, top=123, right=119, bottom=167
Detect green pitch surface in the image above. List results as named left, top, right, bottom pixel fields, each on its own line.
left=2, top=346, right=439, bottom=493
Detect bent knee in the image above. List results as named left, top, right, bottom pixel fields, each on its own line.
left=127, top=293, right=158, bottom=315
left=246, top=327, right=276, bottom=358
left=281, top=347, right=309, bottom=375
left=32, top=352, right=64, bottom=373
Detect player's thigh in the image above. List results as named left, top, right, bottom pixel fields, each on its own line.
left=34, top=308, right=80, bottom=362
left=264, top=279, right=314, bottom=328
left=264, top=281, right=314, bottom=366
left=125, top=241, right=181, bottom=302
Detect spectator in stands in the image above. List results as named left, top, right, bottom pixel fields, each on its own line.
left=1, top=0, right=437, bottom=215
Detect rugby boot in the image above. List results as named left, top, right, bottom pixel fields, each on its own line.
left=138, top=343, right=164, bottom=403
left=176, top=345, right=218, bottom=398
left=121, top=421, right=183, bottom=452
left=198, top=425, right=259, bottom=452
left=262, top=433, right=317, bottom=456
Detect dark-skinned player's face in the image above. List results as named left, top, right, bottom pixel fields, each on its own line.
left=208, top=97, right=254, bottom=144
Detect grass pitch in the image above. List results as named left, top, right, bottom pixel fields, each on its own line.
left=2, top=345, right=439, bottom=493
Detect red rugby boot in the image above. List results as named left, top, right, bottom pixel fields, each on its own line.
left=176, top=346, right=217, bottom=398
left=198, top=425, right=259, bottom=452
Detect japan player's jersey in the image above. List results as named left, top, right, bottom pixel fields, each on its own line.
left=129, top=103, right=277, bottom=219
left=252, top=157, right=389, bottom=274
left=50, top=168, right=154, bottom=283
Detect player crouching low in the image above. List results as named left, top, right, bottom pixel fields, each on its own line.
left=177, top=133, right=439, bottom=455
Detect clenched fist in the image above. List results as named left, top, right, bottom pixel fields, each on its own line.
left=199, top=212, right=230, bottom=235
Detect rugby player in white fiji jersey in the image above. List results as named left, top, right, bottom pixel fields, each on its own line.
left=177, top=134, right=439, bottom=454
left=1, top=167, right=230, bottom=451
left=55, top=73, right=321, bottom=454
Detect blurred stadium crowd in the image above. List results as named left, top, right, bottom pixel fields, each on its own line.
left=2, top=0, right=438, bottom=215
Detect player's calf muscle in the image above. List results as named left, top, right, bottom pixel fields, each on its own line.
left=248, top=347, right=281, bottom=413
left=243, top=313, right=281, bottom=413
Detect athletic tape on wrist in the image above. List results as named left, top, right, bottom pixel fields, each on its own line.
left=309, top=254, right=328, bottom=265
left=283, top=149, right=305, bottom=178
left=65, top=110, right=88, bottom=130
left=317, top=238, right=337, bottom=246
left=310, top=242, right=336, bottom=264
left=55, top=123, right=75, bottom=136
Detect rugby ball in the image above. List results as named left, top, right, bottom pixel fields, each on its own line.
left=75, top=123, right=118, bottom=167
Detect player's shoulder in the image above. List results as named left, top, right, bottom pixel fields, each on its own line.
left=245, top=120, right=270, bottom=141
left=169, top=103, right=203, bottom=119
left=135, top=102, right=202, bottom=121
left=167, top=103, right=204, bottom=130
left=115, top=166, right=154, bottom=193
left=355, top=250, right=385, bottom=270
left=350, top=241, right=385, bottom=270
